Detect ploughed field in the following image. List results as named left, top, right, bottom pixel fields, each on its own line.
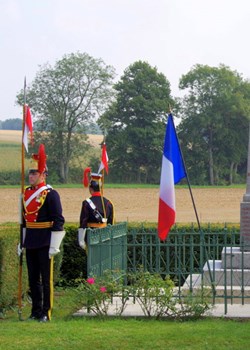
left=0, top=130, right=245, bottom=225
left=0, top=187, right=244, bottom=224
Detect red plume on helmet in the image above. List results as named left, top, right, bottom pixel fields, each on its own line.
left=38, top=144, right=47, bottom=173
left=83, top=167, right=91, bottom=187
left=30, top=144, right=47, bottom=174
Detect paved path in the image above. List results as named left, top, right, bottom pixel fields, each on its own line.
left=74, top=298, right=250, bottom=319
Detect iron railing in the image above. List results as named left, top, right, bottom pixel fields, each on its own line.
left=87, top=222, right=127, bottom=277
left=87, top=224, right=250, bottom=311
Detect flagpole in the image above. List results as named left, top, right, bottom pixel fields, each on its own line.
left=173, top=128, right=201, bottom=230
left=100, top=138, right=106, bottom=219
left=17, top=77, right=26, bottom=320
left=171, top=112, right=215, bottom=291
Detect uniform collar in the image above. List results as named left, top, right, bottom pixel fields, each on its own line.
left=92, top=192, right=101, bottom=197
left=32, top=181, right=46, bottom=190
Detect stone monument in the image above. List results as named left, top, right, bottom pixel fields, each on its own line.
left=240, top=123, right=250, bottom=251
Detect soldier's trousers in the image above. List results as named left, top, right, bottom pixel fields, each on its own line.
left=26, top=246, right=52, bottom=319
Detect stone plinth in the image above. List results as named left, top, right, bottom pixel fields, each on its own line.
left=240, top=202, right=250, bottom=251
left=240, top=122, right=250, bottom=251
left=221, top=247, right=250, bottom=269
left=203, top=260, right=250, bottom=286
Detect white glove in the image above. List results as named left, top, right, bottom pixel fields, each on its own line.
left=22, top=228, right=26, bottom=244
left=78, top=228, right=86, bottom=250
left=17, top=243, right=23, bottom=257
left=49, top=231, right=66, bottom=259
left=17, top=227, right=26, bottom=257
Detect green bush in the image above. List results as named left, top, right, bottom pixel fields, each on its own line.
left=0, top=224, right=28, bottom=312
left=60, top=224, right=87, bottom=285
left=0, top=171, right=22, bottom=186
left=0, top=223, right=66, bottom=313
left=74, top=271, right=127, bottom=316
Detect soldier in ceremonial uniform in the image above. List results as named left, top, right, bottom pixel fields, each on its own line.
left=22, top=144, right=65, bottom=322
left=78, top=168, right=114, bottom=250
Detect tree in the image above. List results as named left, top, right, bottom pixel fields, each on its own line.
left=17, top=52, right=115, bottom=183
left=98, top=61, right=174, bottom=183
left=178, top=64, right=250, bottom=185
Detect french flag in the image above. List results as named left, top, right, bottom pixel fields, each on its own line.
left=158, top=114, right=186, bottom=241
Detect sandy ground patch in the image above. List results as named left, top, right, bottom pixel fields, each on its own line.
left=0, top=187, right=245, bottom=224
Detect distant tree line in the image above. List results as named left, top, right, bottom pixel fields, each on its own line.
left=13, top=52, right=250, bottom=185
left=0, top=118, right=22, bottom=130
left=0, top=118, right=102, bottom=134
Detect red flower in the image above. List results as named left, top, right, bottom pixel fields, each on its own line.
left=86, top=277, right=95, bottom=284
left=100, top=286, right=107, bottom=293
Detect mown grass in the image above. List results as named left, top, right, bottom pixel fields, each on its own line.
left=1, top=288, right=250, bottom=350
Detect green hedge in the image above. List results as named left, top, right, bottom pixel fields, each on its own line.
left=0, top=224, right=28, bottom=312
left=59, top=224, right=87, bottom=285
left=0, top=223, right=65, bottom=312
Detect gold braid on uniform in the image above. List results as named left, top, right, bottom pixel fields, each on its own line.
left=23, top=189, right=49, bottom=215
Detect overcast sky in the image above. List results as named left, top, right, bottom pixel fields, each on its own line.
left=1, top=0, right=250, bottom=121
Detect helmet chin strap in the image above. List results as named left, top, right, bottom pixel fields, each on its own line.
left=32, top=173, right=45, bottom=187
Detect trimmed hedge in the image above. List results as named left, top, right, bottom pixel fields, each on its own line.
left=60, top=224, right=87, bottom=284
left=0, top=224, right=28, bottom=311
left=0, top=223, right=65, bottom=312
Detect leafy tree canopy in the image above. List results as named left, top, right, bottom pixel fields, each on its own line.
left=17, top=52, right=116, bottom=183
left=178, top=64, right=250, bottom=185
left=98, top=60, right=174, bottom=183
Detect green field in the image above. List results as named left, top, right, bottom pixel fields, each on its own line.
left=0, top=131, right=99, bottom=178
left=0, top=143, right=30, bottom=172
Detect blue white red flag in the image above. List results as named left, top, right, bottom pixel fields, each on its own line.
left=158, top=114, right=186, bottom=240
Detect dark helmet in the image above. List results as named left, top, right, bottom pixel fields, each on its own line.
left=89, top=180, right=100, bottom=192
left=83, top=168, right=102, bottom=191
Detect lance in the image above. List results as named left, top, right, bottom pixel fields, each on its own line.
left=17, top=77, right=26, bottom=320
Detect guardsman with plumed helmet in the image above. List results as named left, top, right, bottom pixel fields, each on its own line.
left=78, top=167, right=114, bottom=251
left=22, top=144, right=65, bottom=322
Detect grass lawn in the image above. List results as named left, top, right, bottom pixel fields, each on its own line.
left=1, top=289, right=250, bottom=350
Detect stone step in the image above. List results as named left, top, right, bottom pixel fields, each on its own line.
left=203, top=260, right=250, bottom=286
left=184, top=273, right=250, bottom=303
left=221, top=247, right=250, bottom=269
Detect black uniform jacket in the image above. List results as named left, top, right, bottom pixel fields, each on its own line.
left=79, top=191, right=114, bottom=229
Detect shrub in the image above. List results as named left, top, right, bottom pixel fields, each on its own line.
left=59, top=224, right=87, bottom=285
left=74, top=270, right=127, bottom=316
left=0, top=224, right=28, bottom=314
left=73, top=269, right=212, bottom=319
left=128, top=269, right=175, bottom=318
